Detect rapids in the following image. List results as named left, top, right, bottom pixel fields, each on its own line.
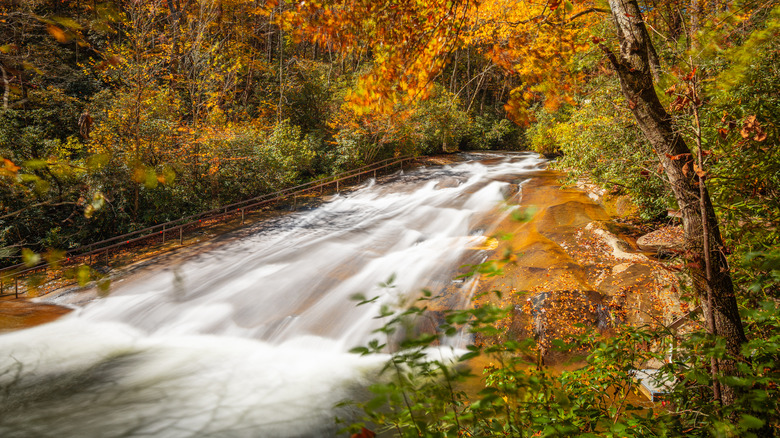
left=0, top=153, right=546, bottom=437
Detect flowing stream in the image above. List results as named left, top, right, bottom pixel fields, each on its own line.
left=0, top=153, right=546, bottom=438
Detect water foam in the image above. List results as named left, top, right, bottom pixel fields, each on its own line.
left=1, top=153, right=547, bottom=437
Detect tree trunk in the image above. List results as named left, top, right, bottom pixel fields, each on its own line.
left=604, top=0, right=746, bottom=404
left=0, top=64, right=9, bottom=111
left=166, top=0, right=182, bottom=88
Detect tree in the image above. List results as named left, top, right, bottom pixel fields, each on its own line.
left=598, top=0, right=746, bottom=403
left=283, top=0, right=748, bottom=404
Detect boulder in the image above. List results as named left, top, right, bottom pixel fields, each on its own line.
left=0, top=300, right=72, bottom=332
left=637, top=226, right=684, bottom=256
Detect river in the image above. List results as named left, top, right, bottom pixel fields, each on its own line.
left=0, top=152, right=547, bottom=437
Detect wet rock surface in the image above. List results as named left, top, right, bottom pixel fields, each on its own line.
left=471, top=170, right=684, bottom=364
left=0, top=301, right=72, bottom=332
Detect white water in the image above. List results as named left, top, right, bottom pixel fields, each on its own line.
left=0, top=153, right=545, bottom=437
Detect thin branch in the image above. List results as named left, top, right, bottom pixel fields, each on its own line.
left=570, top=7, right=610, bottom=22
left=0, top=201, right=80, bottom=220
left=597, top=42, right=622, bottom=71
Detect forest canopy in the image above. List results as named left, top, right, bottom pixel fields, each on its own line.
left=1, top=0, right=779, bottom=434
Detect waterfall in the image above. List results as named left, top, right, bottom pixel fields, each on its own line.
left=0, top=152, right=546, bottom=437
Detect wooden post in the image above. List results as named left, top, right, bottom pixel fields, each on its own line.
left=162, top=225, right=166, bottom=244
left=336, top=180, right=339, bottom=193
left=241, top=208, right=245, bottom=225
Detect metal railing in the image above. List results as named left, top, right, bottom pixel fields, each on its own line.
left=0, top=156, right=415, bottom=298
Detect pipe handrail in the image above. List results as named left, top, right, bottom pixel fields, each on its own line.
left=0, top=155, right=415, bottom=295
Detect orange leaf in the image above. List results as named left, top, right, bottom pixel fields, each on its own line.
left=4, top=158, right=20, bottom=173
left=351, top=428, right=376, bottom=438
left=46, top=24, right=70, bottom=43
left=670, top=153, right=691, bottom=161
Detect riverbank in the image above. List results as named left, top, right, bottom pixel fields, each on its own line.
left=0, top=154, right=469, bottom=332
left=466, top=168, right=687, bottom=365
left=1, top=154, right=685, bottom=343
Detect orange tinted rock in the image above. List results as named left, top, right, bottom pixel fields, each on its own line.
left=0, top=301, right=72, bottom=332
left=637, top=226, right=684, bottom=256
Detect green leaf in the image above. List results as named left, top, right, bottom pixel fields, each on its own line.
left=53, top=16, right=83, bottom=30
left=459, top=351, right=480, bottom=361
left=76, top=265, right=91, bottom=286
left=21, top=248, right=41, bottom=267
left=87, top=154, right=109, bottom=170
left=24, top=159, right=48, bottom=169
left=350, top=346, right=370, bottom=356
left=378, top=273, right=396, bottom=288
left=144, top=169, right=158, bottom=189
left=739, top=414, right=765, bottom=431
left=97, top=277, right=112, bottom=296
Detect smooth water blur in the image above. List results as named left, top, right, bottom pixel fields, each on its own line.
left=0, top=152, right=546, bottom=437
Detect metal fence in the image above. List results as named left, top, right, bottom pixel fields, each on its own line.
left=0, top=156, right=415, bottom=298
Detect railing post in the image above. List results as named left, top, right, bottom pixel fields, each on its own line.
left=0, top=156, right=411, bottom=294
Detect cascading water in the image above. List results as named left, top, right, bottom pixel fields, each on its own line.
left=0, top=153, right=546, bottom=438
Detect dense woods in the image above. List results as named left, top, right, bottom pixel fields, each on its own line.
left=0, top=0, right=523, bottom=267
left=1, top=0, right=779, bottom=436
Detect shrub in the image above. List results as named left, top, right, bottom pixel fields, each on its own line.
left=466, top=115, right=523, bottom=151
left=256, top=120, right=316, bottom=189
